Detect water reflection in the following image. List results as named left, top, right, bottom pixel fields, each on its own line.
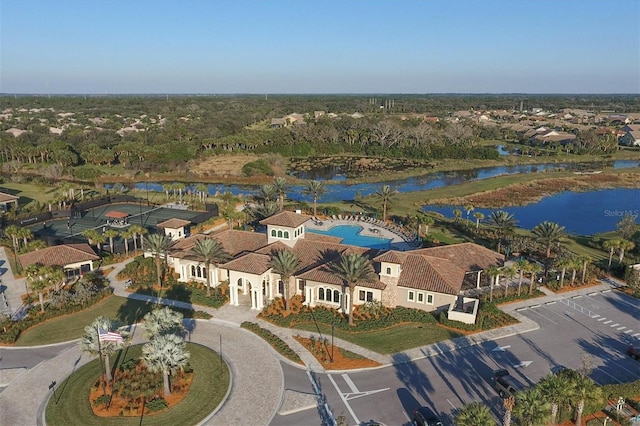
left=425, top=188, right=640, bottom=235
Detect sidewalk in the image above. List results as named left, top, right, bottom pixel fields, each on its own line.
left=0, top=246, right=28, bottom=319
left=0, top=254, right=629, bottom=426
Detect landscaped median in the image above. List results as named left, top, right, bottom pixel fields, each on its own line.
left=45, top=343, right=229, bottom=426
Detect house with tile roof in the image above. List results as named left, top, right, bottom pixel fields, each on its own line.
left=18, top=243, right=100, bottom=277
left=164, top=211, right=503, bottom=317
left=157, top=218, right=191, bottom=241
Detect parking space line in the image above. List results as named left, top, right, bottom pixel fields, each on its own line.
left=616, top=326, right=626, bottom=331
left=592, top=314, right=600, bottom=318
left=603, top=321, right=612, bottom=324
left=610, top=323, right=619, bottom=327
left=625, top=330, right=634, bottom=334
left=601, top=289, right=611, bottom=293
left=597, top=318, right=607, bottom=322
left=633, top=333, right=640, bottom=338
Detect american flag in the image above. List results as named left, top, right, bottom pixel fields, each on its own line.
left=98, top=328, right=124, bottom=343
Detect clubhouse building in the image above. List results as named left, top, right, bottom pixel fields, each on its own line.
left=159, top=211, right=503, bottom=316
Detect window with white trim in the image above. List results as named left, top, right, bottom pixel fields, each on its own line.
left=426, top=293, right=434, bottom=305
left=417, top=292, right=424, bottom=303
left=359, top=290, right=373, bottom=302
left=408, top=290, right=415, bottom=302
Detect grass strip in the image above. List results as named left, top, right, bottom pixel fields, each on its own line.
left=293, top=322, right=462, bottom=355
left=16, top=296, right=210, bottom=346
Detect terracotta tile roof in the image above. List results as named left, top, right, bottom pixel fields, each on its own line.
left=157, top=218, right=191, bottom=229
left=298, top=263, right=385, bottom=290
left=411, top=242, right=504, bottom=271
left=105, top=211, right=129, bottom=219
left=373, top=250, right=407, bottom=264
left=220, top=253, right=272, bottom=275
left=0, top=192, right=18, bottom=203
left=170, top=230, right=268, bottom=259
left=397, top=254, right=465, bottom=295
left=259, top=211, right=311, bottom=228
left=304, top=232, right=343, bottom=244
left=19, top=243, right=99, bottom=268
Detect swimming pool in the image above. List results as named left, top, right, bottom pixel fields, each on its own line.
left=308, top=225, right=391, bottom=249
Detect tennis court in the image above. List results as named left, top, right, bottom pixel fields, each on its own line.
left=30, top=202, right=206, bottom=249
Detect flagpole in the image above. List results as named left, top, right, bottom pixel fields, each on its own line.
left=96, top=326, right=107, bottom=402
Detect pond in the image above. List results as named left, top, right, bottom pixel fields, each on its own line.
left=121, top=159, right=640, bottom=204
left=424, top=188, right=640, bottom=235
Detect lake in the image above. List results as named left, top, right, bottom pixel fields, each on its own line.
left=424, top=188, right=640, bottom=235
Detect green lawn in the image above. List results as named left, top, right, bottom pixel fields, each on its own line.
left=16, top=296, right=204, bottom=346
left=293, top=322, right=462, bottom=354
left=45, top=343, right=229, bottom=426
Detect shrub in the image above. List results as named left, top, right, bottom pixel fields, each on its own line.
left=144, top=397, right=168, bottom=412
left=241, top=158, right=274, bottom=177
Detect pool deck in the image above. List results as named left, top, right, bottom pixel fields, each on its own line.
left=305, top=216, right=418, bottom=251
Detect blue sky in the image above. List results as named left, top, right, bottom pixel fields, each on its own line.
left=1, top=0, right=639, bottom=94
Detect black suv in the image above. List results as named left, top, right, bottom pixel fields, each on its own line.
left=413, top=406, right=443, bottom=426
left=492, top=369, right=523, bottom=397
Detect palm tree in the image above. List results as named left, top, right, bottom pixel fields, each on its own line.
left=529, top=262, right=542, bottom=295
left=268, top=249, right=301, bottom=312
left=82, top=229, right=103, bottom=253
left=17, top=227, right=33, bottom=248
left=273, top=177, right=288, bottom=211
left=4, top=225, right=21, bottom=257
left=464, top=204, right=474, bottom=224
left=617, top=239, right=635, bottom=265
left=121, top=228, right=135, bottom=256
left=376, top=185, right=394, bottom=222
left=29, top=276, right=49, bottom=313
left=514, top=258, right=531, bottom=296
left=416, top=213, right=434, bottom=236
left=191, top=238, right=230, bottom=297
left=489, top=210, right=517, bottom=255
left=602, top=238, right=619, bottom=272
left=501, top=266, right=517, bottom=297
left=330, top=252, right=375, bottom=327
left=454, top=402, right=496, bottom=426
left=555, top=256, right=571, bottom=289
left=616, top=212, right=638, bottom=240
left=473, top=211, right=485, bottom=229
left=571, top=374, right=602, bottom=426
left=485, top=265, right=501, bottom=302
left=141, top=333, right=190, bottom=396
left=145, top=233, right=173, bottom=296
left=502, top=396, right=515, bottom=426
left=103, top=229, right=119, bottom=254
left=568, top=257, right=582, bottom=286
left=303, top=180, right=326, bottom=217
left=128, top=225, right=144, bottom=252
left=580, top=256, right=590, bottom=285
left=80, top=316, right=128, bottom=383
left=143, top=306, right=185, bottom=339
left=514, top=388, right=549, bottom=426
left=532, top=221, right=566, bottom=260
left=452, top=208, right=462, bottom=223
left=539, top=374, right=574, bottom=425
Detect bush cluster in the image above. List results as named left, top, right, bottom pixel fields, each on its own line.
left=240, top=321, right=302, bottom=364
left=437, top=302, right=518, bottom=331
left=144, top=397, right=168, bottom=413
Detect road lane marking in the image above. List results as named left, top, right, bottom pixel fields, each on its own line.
left=342, top=374, right=359, bottom=393
left=328, top=374, right=359, bottom=425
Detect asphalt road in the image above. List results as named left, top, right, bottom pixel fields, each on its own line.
left=312, top=289, right=640, bottom=426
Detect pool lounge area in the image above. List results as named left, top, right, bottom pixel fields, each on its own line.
left=305, top=218, right=418, bottom=251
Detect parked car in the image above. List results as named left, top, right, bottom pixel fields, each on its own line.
left=413, top=406, right=443, bottom=426
left=628, top=345, right=640, bottom=360
left=492, top=369, right=524, bottom=397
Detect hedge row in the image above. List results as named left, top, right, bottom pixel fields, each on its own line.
left=438, top=302, right=518, bottom=332
left=240, top=321, right=303, bottom=364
